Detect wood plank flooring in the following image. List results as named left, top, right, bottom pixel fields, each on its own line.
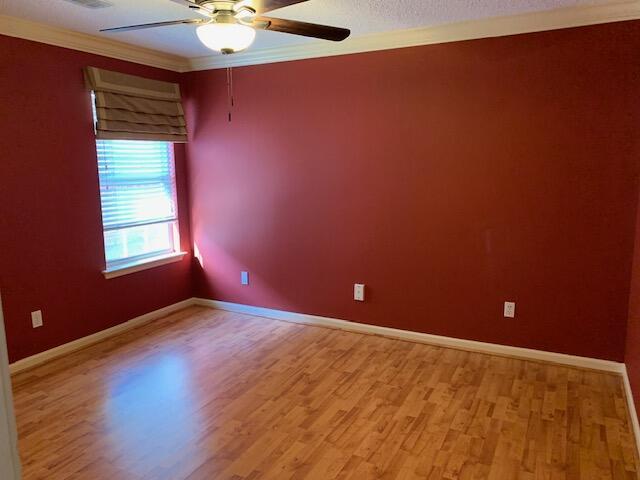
left=11, top=306, right=640, bottom=479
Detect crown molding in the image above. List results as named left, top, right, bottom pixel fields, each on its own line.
left=2, top=1, right=640, bottom=73
left=0, top=15, right=190, bottom=72
left=188, top=0, right=640, bottom=70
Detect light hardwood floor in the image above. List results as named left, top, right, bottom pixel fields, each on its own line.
left=11, top=306, right=640, bottom=479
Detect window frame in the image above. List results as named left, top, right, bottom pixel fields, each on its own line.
left=94, top=139, right=186, bottom=279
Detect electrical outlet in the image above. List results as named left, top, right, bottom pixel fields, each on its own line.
left=354, top=284, right=365, bottom=301
left=504, top=302, right=515, bottom=318
left=241, top=271, right=249, bottom=285
left=31, top=310, right=43, bottom=328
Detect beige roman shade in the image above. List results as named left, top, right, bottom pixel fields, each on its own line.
left=84, top=66, right=187, bottom=143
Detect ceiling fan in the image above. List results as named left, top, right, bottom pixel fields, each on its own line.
left=100, top=0, right=351, bottom=54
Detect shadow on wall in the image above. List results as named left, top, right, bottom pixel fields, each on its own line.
left=191, top=240, right=295, bottom=310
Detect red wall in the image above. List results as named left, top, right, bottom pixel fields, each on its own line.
left=2, top=22, right=640, bottom=366
left=184, top=22, right=640, bottom=362
left=0, top=35, right=193, bottom=363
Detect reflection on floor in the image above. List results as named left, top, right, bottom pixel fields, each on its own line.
left=12, top=306, right=639, bottom=479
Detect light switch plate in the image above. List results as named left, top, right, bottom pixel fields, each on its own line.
left=31, top=310, right=43, bottom=328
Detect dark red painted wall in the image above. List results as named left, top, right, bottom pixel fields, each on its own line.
left=184, top=22, right=640, bottom=362
left=0, top=35, right=192, bottom=362
left=2, top=22, right=640, bottom=366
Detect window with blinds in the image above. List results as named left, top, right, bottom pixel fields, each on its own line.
left=96, top=139, right=179, bottom=268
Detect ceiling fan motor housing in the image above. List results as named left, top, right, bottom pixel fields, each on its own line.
left=198, top=0, right=246, bottom=13
left=195, top=1, right=256, bottom=24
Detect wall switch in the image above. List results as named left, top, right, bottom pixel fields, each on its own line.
left=354, top=284, right=365, bottom=301
left=31, top=310, right=43, bottom=328
left=241, top=271, right=249, bottom=285
left=504, top=301, right=515, bottom=318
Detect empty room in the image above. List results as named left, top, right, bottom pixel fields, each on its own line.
left=2, top=0, right=640, bottom=478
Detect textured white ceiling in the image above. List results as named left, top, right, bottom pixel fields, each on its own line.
left=0, top=0, right=618, bottom=58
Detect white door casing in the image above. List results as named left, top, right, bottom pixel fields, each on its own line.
left=0, top=293, right=20, bottom=479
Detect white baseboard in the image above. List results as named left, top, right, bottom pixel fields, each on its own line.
left=622, top=366, right=640, bottom=459
left=8, top=294, right=630, bottom=374
left=195, top=298, right=626, bottom=374
left=7, top=295, right=639, bottom=455
left=9, top=298, right=197, bottom=375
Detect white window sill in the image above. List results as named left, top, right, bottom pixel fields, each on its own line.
left=103, top=251, right=188, bottom=279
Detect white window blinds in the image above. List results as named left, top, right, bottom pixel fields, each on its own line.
left=97, top=140, right=177, bottom=231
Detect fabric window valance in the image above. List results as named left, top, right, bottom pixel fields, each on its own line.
left=84, top=67, right=187, bottom=143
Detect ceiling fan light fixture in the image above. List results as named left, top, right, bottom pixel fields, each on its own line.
left=196, top=23, right=256, bottom=54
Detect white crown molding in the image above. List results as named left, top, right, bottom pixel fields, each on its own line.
left=0, top=15, right=190, bottom=72
left=2, top=1, right=640, bottom=72
left=188, top=0, right=640, bottom=70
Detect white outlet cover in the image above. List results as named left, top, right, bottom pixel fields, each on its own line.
left=241, top=271, right=249, bottom=285
left=504, top=302, right=515, bottom=318
left=31, top=310, right=43, bottom=328
left=354, top=284, right=365, bottom=301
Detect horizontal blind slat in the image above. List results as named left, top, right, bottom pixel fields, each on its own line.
left=96, top=139, right=177, bottom=230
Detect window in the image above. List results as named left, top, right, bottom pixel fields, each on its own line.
left=96, top=139, right=182, bottom=275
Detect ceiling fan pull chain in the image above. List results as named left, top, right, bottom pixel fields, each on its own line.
left=226, top=66, right=233, bottom=122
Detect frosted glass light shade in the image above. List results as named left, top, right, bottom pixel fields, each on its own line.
left=196, top=23, right=256, bottom=53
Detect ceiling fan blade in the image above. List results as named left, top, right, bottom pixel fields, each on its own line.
left=248, top=0, right=309, bottom=14
left=171, top=0, right=200, bottom=8
left=169, top=0, right=202, bottom=7
left=100, top=19, right=204, bottom=33
left=168, top=0, right=213, bottom=16
left=255, top=17, right=350, bottom=41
